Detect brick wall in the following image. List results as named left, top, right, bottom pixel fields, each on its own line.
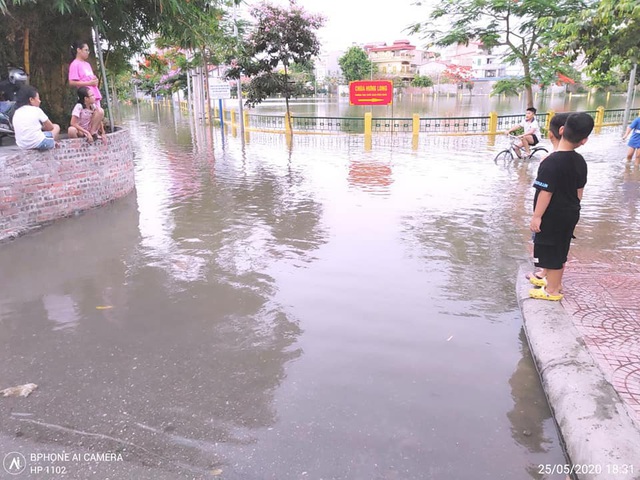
left=0, top=128, right=135, bottom=241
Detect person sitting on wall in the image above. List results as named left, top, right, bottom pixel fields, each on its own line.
left=68, top=86, right=106, bottom=144
left=12, top=85, right=60, bottom=150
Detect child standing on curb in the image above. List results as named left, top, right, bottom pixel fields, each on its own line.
left=622, top=114, right=640, bottom=166
left=529, top=112, right=594, bottom=301
left=526, top=112, right=571, bottom=288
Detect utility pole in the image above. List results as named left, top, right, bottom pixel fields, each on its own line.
left=233, top=5, right=245, bottom=139
left=92, top=24, right=114, bottom=133
left=622, top=63, right=637, bottom=133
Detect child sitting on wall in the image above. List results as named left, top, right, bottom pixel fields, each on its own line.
left=12, top=85, right=60, bottom=150
left=67, top=86, right=106, bottom=144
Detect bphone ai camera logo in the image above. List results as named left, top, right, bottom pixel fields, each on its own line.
left=3, top=452, right=27, bottom=475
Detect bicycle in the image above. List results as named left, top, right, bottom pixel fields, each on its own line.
left=494, top=134, right=548, bottom=165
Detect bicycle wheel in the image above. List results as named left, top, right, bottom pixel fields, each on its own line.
left=529, top=147, right=548, bottom=159
left=494, top=149, right=514, bottom=166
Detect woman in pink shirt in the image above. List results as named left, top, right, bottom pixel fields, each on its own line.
left=68, top=41, right=103, bottom=108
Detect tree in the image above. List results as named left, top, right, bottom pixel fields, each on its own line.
left=338, top=47, right=375, bottom=83
left=410, top=0, right=583, bottom=108
left=0, top=0, right=229, bottom=124
left=411, top=75, right=434, bottom=88
left=441, top=64, right=472, bottom=85
left=225, top=1, right=324, bottom=132
left=542, top=0, right=640, bottom=126
left=542, top=0, right=640, bottom=85
left=491, top=78, right=523, bottom=97
left=543, top=0, right=640, bottom=74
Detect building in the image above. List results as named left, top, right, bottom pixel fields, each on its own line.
left=364, top=40, right=421, bottom=83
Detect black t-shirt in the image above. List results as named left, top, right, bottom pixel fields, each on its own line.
left=532, top=150, right=587, bottom=244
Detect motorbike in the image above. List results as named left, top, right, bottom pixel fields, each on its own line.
left=0, top=67, right=29, bottom=142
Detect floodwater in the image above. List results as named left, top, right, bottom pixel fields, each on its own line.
left=1, top=103, right=638, bottom=480
left=247, top=90, right=640, bottom=118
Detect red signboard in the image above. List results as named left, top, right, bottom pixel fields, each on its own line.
left=349, top=80, right=393, bottom=106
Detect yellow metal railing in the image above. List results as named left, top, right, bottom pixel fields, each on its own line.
left=148, top=99, right=637, bottom=138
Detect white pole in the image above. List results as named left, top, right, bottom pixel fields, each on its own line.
left=92, top=25, right=114, bottom=133
left=622, top=63, right=637, bottom=133
left=233, top=5, right=245, bottom=139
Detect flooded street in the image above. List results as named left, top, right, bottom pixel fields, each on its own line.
left=1, top=104, right=638, bottom=479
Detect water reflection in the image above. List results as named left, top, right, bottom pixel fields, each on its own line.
left=252, top=92, right=640, bottom=118
left=42, top=294, right=80, bottom=331
left=5, top=104, right=636, bottom=478
left=508, top=329, right=555, bottom=454
left=348, top=159, right=394, bottom=193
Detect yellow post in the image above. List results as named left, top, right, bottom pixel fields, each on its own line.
left=488, top=111, right=498, bottom=135
left=412, top=113, right=420, bottom=136
left=545, top=110, right=555, bottom=131
left=243, top=110, right=250, bottom=130
left=595, top=106, right=605, bottom=128
left=231, top=109, right=236, bottom=127
left=364, top=112, right=372, bottom=136
left=285, top=112, right=292, bottom=135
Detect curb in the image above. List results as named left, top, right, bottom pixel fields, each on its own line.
left=516, top=264, right=640, bottom=480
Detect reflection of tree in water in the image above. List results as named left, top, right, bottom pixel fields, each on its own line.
left=403, top=212, right=522, bottom=314
left=507, top=328, right=555, bottom=455
left=0, top=123, right=329, bottom=476
left=401, top=160, right=537, bottom=316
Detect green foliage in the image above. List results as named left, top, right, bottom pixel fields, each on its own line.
left=0, top=0, right=232, bottom=121
left=491, top=78, right=523, bottom=97
left=225, top=1, right=324, bottom=115
left=585, top=70, right=625, bottom=91
left=411, top=74, right=434, bottom=88
left=410, top=0, right=584, bottom=107
left=338, top=46, right=375, bottom=82
left=542, top=0, right=640, bottom=81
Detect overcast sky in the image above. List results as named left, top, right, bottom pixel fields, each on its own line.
left=250, top=0, right=430, bottom=52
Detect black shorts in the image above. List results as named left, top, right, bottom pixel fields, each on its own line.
left=533, top=240, right=571, bottom=270
left=529, top=134, right=539, bottom=146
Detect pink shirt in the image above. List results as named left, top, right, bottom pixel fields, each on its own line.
left=68, top=59, right=102, bottom=101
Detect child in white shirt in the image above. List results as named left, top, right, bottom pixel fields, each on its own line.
left=12, top=86, right=60, bottom=150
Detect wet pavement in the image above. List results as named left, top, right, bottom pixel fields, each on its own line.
left=0, top=104, right=638, bottom=479
left=564, top=241, right=640, bottom=427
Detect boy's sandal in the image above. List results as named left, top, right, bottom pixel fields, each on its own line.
left=529, top=286, right=563, bottom=301
left=526, top=272, right=547, bottom=287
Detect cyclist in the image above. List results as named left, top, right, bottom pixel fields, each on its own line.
left=507, top=107, right=541, bottom=158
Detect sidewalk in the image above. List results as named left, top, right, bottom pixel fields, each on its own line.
left=517, top=247, right=640, bottom=480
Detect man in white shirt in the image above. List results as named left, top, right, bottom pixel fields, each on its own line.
left=507, top=107, right=541, bottom=158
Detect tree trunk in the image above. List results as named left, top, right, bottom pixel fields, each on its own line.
left=522, top=59, right=534, bottom=108
left=5, top=5, right=91, bottom=127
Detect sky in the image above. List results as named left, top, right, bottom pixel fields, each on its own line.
left=251, top=0, right=431, bottom=52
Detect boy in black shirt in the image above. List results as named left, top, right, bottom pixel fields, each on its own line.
left=529, top=112, right=594, bottom=301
